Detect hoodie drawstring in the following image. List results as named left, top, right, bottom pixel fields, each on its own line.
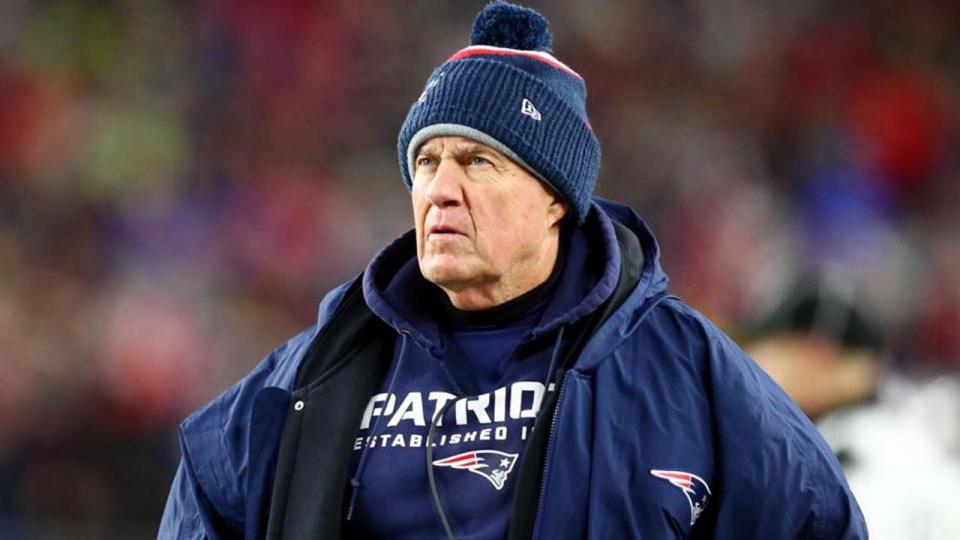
left=346, top=331, right=410, bottom=521
left=426, top=396, right=459, bottom=540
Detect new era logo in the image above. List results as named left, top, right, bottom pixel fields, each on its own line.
left=521, top=98, right=542, bottom=121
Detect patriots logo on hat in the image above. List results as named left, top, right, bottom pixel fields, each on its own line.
left=418, top=72, right=445, bottom=103
left=432, top=450, right=519, bottom=490
left=650, top=469, right=712, bottom=526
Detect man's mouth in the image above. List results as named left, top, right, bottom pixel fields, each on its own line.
left=428, top=225, right=466, bottom=238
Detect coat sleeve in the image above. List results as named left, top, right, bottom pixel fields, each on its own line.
left=158, top=432, right=239, bottom=540
left=158, top=461, right=205, bottom=540
left=157, top=278, right=358, bottom=539
left=689, top=306, right=868, bottom=539
left=156, top=336, right=306, bottom=540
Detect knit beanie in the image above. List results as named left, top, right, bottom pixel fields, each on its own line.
left=397, top=1, right=600, bottom=225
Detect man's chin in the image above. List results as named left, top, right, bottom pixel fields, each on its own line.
left=421, top=267, right=469, bottom=288
left=419, top=259, right=481, bottom=290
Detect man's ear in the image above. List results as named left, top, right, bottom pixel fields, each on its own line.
left=548, top=197, right=569, bottom=228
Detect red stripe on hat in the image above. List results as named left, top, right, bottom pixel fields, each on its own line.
left=447, top=47, right=583, bottom=80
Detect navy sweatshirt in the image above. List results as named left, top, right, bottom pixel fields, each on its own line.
left=343, top=218, right=619, bottom=539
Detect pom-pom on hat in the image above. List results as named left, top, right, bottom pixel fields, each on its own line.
left=397, top=1, right=600, bottom=225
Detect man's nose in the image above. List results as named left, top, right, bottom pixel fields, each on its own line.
left=426, top=159, right=465, bottom=208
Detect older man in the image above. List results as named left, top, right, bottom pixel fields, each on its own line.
left=160, top=3, right=866, bottom=539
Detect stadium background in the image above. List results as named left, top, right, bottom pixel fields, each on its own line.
left=0, top=0, right=958, bottom=537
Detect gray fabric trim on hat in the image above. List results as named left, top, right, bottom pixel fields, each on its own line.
left=406, top=123, right=559, bottom=195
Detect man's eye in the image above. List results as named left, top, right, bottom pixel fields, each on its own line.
left=470, top=156, right=491, bottom=166
left=416, top=156, right=435, bottom=168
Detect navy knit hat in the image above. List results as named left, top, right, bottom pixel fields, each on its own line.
left=397, top=1, right=600, bottom=225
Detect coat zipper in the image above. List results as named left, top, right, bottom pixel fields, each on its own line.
left=530, top=369, right=571, bottom=539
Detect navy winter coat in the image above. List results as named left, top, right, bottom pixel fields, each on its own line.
left=159, top=199, right=867, bottom=539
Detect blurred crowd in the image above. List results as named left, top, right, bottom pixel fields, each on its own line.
left=0, top=0, right=957, bottom=538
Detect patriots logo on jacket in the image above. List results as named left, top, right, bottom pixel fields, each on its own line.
left=650, top=469, right=712, bottom=526
left=432, top=450, right=519, bottom=490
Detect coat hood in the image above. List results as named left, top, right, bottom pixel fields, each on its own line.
left=593, top=196, right=669, bottom=306
left=568, top=197, right=671, bottom=372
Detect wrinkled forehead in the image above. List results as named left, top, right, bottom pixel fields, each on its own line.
left=412, top=134, right=566, bottom=202
left=415, top=135, right=502, bottom=158
left=406, top=124, right=551, bottom=186
left=408, top=128, right=564, bottom=199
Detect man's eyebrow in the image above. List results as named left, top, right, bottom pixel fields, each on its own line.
left=459, top=144, right=486, bottom=155
left=416, top=144, right=439, bottom=157
left=416, top=142, right=500, bottom=159
left=457, top=144, right=502, bottom=159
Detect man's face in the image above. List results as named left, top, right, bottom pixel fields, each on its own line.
left=412, top=136, right=567, bottom=296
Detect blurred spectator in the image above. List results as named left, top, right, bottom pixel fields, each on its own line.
left=748, top=275, right=885, bottom=419
left=748, top=275, right=960, bottom=540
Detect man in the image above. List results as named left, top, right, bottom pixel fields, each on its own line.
left=160, top=2, right=866, bottom=539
